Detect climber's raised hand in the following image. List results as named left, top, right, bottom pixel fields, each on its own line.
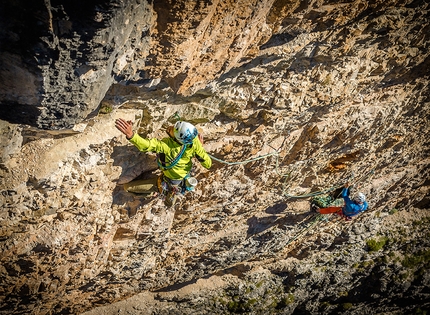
left=115, top=118, right=134, bottom=139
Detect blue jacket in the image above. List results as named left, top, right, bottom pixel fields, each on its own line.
left=342, top=188, right=368, bottom=217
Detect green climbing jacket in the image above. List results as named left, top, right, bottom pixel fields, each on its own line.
left=128, top=133, right=212, bottom=180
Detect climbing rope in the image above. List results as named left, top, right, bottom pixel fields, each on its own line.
left=274, top=169, right=376, bottom=251
left=208, top=151, right=291, bottom=179
left=168, top=111, right=374, bottom=197
left=282, top=169, right=375, bottom=199
left=169, top=111, right=289, bottom=175
left=283, top=185, right=342, bottom=199
left=259, top=213, right=335, bottom=257
left=285, top=214, right=325, bottom=245
left=208, top=152, right=279, bottom=166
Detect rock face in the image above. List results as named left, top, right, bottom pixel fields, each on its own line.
left=1, top=0, right=430, bottom=314
left=0, top=0, right=278, bottom=129
left=0, top=0, right=154, bottom=129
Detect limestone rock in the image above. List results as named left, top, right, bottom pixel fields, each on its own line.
left=0, top=0, right=429, bottom=314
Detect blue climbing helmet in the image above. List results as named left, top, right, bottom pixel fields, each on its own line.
left=354, top=192, right=366, bottom=203
left=173, top=121, right=198, bottom=144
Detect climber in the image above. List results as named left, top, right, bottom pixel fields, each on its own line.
left=314, top=182, right=368, bottom=221
left=115, top=118, right=212, bottom=207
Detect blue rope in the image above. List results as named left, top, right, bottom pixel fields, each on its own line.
left=157, top=144, right=187, bottom=170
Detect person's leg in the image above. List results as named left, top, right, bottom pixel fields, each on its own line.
left=164, top=187, right=178, bottom=207
left=329, top=198, right=345, bottom=207
left=319, top=206, right=342, bottom=214
left=164, top=181, right=183, bottom=207
left=123, top=177, right=159, bottom=196
left=163, top=176, right=189, bottom=207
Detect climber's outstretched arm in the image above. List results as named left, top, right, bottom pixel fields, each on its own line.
left=193, top=136, right=212, bottom=169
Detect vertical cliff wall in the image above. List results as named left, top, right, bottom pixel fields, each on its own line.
left=0, top=0, right=429, bottom=314
left=0, top=0, right=154, bottom=129
left=0, top=0, right=279, bottom=129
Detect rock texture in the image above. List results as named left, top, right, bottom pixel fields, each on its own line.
left=0, top=0, right=154, bottom=129
left=0, top=0, right=279, bottom=129
left=1, top=0, right=430, bottom=314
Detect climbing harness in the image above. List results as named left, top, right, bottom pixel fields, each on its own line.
left=157, top=175, right=187, bottom=207
left=157, top=171, right=197, bottom=206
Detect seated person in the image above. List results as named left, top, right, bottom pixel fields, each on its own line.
left=312, top=182, right=368, bottom=221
